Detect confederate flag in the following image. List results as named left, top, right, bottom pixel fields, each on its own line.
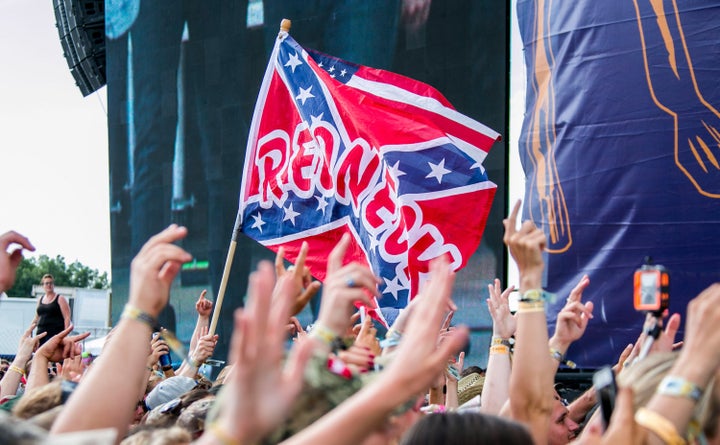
left=236, top=31, right=500, bottom=309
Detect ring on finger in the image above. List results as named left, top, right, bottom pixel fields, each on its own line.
left=346, top=276, right=356, bottom=288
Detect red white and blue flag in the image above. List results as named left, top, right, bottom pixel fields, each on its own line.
left=236, top=32, right=500, bottom=309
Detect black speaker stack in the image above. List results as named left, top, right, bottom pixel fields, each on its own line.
left=53, top=0, right=105, bottom=96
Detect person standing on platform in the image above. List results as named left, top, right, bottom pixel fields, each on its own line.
left=32, top=274, right=71, bottom=345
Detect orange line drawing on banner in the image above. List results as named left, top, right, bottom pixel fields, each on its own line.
left=634, top=0, right=720, bottom=198
left=525, top=0, right=572, bottom=253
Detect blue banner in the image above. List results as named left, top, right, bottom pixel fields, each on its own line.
left=517, top=0, right=720, bottom=366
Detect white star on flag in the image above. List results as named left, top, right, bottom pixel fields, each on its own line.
left=388, top=160, right=406, bottom=179
left=283, top=203, right=301, bottom=225
left=426, top=158, right=451, bottom=184
left=315, top=195, right=329, bottom=214
left=383, top=276, right=404, bottom=301
left=296, top=86, right=314, bottom=105
left=251, top=212, right=266, bottom=233
left=284, top=52, right=302, bottom=72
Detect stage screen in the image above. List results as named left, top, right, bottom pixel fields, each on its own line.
left=106, top=0, right=509, bottom=365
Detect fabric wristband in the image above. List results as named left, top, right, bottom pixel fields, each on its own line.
left=121, top=304, right=157, bottom=329
left=310, top=324, right=339, bottom=346
left=520, top=289, right=556, bottom=303
left=635, top=407, right=686, bottom=445
left=657, top=376, right=703, bottom=403
left=380, top=328, right=403, bottom=348
left=517, top=300, right=546, bottom=313
left=550, top=347, right=577, bottom=369
left=490, top=345, right=509, bottom=355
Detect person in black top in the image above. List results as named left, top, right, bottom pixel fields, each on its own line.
left=32, top=274, right=71, bottom=345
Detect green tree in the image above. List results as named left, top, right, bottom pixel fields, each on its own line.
left=6, top=255, right=109, bottom=298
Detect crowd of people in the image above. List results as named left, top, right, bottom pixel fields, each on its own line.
left=0, top=200, right=718, bottom=444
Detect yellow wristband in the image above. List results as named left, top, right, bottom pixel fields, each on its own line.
left=489, top=345, right=509, bottom=355
left=491, top=336, right=504, bottom=346
left=635, top=408, right=686, bottom=445
left=310, top=324, right=339, bottom=345
left=207, top=422, right=242, bottom=445
left=9, top=365, right=25, bottom=376
left=517, top=301, right=546, bottom=314
left=121, top=304, right=157, bottom=329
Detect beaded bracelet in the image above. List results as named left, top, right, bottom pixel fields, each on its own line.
left=121, top=304, right=157, bottom=330
left=9, top=365, right=25, bottom=376
left=635, top=408, right=686, bottom=445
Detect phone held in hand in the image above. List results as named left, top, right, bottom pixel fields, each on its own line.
left=593, top=365, right=617, bottom=430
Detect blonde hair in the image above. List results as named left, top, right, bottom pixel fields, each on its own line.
left=12, top=380, right=62, bottom=419
left=618, top=351, right=719, bottom=438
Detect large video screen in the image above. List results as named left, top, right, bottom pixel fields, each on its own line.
left=106, top=0, right=509, bottom=366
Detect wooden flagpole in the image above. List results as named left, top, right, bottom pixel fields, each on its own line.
left=208, top=18, right=293, bottom=336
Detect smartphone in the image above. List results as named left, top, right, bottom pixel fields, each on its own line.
left=593, top=366, right=617, bottom=429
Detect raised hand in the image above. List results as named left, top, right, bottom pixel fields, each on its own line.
left=0, top=230, right=35, bottom=292
left=148, top=333, right=169, bottom=368
left=385, top=255, right=467, bottom=395
left=487, top=278, right=517, bottom=340
left=354, top=316, right=381, bottom=356
left=16, top=322, right=45, bottom=360
left=317, top=234, right=380, bottom=336
left=275, top=243, right=322, bottom=316
left=206, top=261, right=315, bottom=445
left=552, top=275, right=594, bottom=348
left=503, top=200, right=546, bottom=292
left=190, top=326, right=219, bottom=365
left=60, top=355, right=84, bottom=383
left=195, top=290, right=213, bottom=318
left=36, top=325, right=91, bottom=363
left=128, top=224, right=192, bottom=318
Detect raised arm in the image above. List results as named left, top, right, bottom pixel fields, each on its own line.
left=504, top=200, right=555, bottom=444
left=481, top=278, right=516, bottom=414
left=0, top=323, right=44, bottom=398
left=51, top=224, right=192, bottom=439
left=196, top=261, right=316, bottom=445
left=640, top=283, right=720, bottom=444
left=548, top=274, right=594, bottom=375
left=189, top=290, right=212, bottom=354
left=282, top=255, right=468, bottom=445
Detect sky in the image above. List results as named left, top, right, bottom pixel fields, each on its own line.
left=0, top=1, right=111, bottom=274
left=0, top=1, right=525, bottom=284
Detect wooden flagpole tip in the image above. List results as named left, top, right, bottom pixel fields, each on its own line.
left=280, top=19, right=292, bottom=33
